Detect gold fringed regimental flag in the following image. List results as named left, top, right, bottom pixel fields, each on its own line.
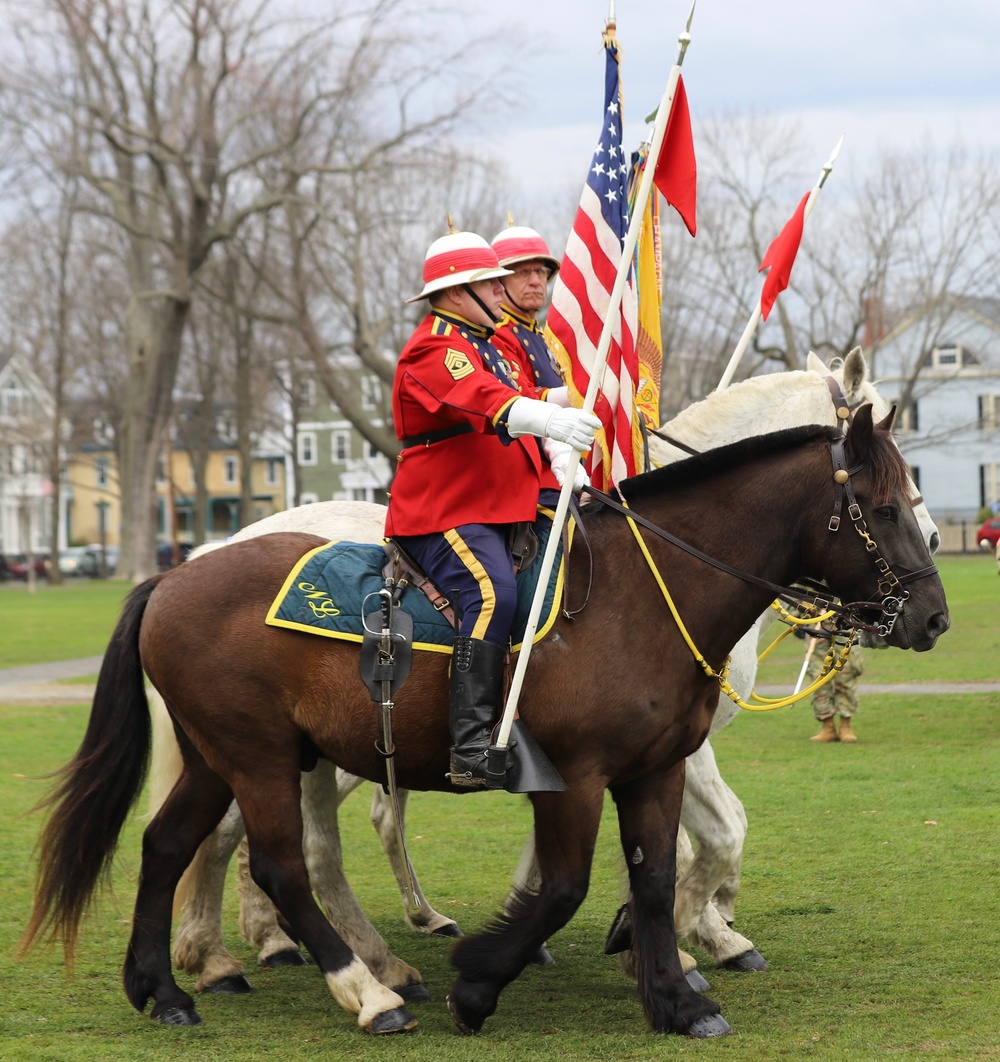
left=629, top=146, right=663, bottom=430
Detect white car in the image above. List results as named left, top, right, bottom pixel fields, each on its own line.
left=56, top=546, right=90, bottom=576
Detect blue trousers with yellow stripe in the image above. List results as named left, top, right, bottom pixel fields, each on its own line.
left=394, top=524, right=517, bottom=646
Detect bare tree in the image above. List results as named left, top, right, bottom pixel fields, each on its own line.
left=657, top=116, right=1000, bottom=419
left=0, top=0, right=508, bottom=577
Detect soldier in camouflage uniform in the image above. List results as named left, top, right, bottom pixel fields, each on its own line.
left=804, top=636, right=864, bottom=743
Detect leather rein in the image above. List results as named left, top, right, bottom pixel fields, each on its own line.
left=583, top=383, right=939, bottom=639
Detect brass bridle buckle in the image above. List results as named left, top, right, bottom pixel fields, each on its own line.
left=828, top=435, right=909, bottom=637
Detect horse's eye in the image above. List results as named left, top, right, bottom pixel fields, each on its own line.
left=875, top=505, right=898, bottom=522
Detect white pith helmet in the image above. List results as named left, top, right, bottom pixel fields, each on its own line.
left=490, top=225, right=560, bottom=275
left=406, top=231, right=513, bottom=303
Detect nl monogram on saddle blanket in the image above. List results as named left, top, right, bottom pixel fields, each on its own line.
left=265, top=516, right=571, bottom=655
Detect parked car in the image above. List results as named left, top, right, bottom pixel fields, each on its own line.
left=157, top=541, right=194, bottom=570
left=975, top=516, right=1000, bottom=549
left=6, top=553, right=49, bottom=579
left=77, top=545, right=119, bottom=578
left=51, top=546, right=90, bottom=577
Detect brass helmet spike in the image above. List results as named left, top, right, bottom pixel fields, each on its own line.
left=446, top=213, right=457, bottom=234
left=506, top=211, right=515, bottom=227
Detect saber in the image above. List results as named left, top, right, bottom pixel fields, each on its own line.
left=793, top=636, right=819, bottom=695
left=373, top=585, right=417, bottom=909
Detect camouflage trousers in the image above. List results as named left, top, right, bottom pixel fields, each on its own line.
left=805, top=644, right=864, bottom=720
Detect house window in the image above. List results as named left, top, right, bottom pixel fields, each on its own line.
left=332, top=431, right=350, bottom=463
left=368, top=441, right=380, bottom=458
left=982, top=464, right=1000, bottom=510
left=979, top=394, right=1000, bottom=431
left=265, top=458, right=280, bottom=485
left=1, top=378, right=28, bottom=417
left=361, top=375, right=382, bottom=412
left=931, top=345, right=961, bottom=369
left=299, top=379, right=316, bottom=408
left=298, top=432, right=316, bottom=465
left=909, top=466, right=920, bottom=492
left=224, top=456, right=238, bottom=485
left=898, top=401, right=919, bottom=433
left=96, top=457, right=109, bottom=488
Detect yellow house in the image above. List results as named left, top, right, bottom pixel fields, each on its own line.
left=66, top=415, right=287, bottom=549
left=66, top=441, right=122, bottom=547
left=161, top=443, right=288, bottom=544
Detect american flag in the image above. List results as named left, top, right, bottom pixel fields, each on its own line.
left=545, top=27, right=640, bottom=491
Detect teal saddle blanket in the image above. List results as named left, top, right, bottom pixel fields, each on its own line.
left=265, top=521, right=567, bottom=655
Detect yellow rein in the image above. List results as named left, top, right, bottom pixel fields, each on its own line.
left=623, top=511, right=858, bottom=712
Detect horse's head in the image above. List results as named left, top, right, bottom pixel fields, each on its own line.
left=814, top=403, right=949, bottom=652
left=807, top=348, right=940, bottom=555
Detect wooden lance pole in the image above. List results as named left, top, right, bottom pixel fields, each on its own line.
left=493, top=2, right=697, bottom=752
left=716, top=134, right=844, bottom=391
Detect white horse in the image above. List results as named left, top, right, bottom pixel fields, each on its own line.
left=150, top=349, right=939, bottom=994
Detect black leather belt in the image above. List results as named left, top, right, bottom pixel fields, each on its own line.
left=400, top=423, right=475, bottom=449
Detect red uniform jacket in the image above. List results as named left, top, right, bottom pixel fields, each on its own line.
left=492, top=305, right=565, bottom=393
left=385, top=311, right=545, bottom=537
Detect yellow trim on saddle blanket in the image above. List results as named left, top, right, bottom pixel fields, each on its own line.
left=264, top=514, right=571, bottom=654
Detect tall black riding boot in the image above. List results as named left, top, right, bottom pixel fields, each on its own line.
left=448, top=636, right=505, bottom=789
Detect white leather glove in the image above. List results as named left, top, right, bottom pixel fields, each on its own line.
left=543, top=439, right=591, bottom=492
left=507, top=397, right=601, bottom=451
left=544, top=385, right=571, bottom=407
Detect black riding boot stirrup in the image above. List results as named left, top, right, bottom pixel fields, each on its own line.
left=448, top=636, right=505, bottom=789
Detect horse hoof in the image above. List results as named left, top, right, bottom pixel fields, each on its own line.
left=367, top=1005, right=417, bottom=1034
left=529, top=944, right=555, bottom=966
left=721, top=948, right=768, bottom=972
left=202, top=974, right=253, bottom=995
left=153, top=1004, right=202, bottom=1026
left=686, top=969, right=712, bottom=993
left=446, top=993, right=482, bottom=1036
left=262, top=948, right=308, bottom=969
left=394, top=980, right=433, bottom=1003
left=431, top=922, right=463, bottom=938
left=687, top=1013, right=731, bottom=1038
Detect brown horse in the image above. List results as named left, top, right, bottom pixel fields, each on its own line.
left=23, top=409, right=948, bottom=1038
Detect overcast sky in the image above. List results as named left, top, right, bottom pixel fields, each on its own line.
left=477, top=0, right=1000, bottom=202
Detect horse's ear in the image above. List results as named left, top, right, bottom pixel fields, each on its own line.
left=844, top=402, right=874, bottom=464
left=878, top=405, right=897, bottom=433
left=841, top=347, right=868, bottom=402
left=806, top=351, right=827, bottom=375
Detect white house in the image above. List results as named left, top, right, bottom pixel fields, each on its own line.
left=870, top=295, right=1000, bottom=522
left=0, top=352, right=63, bottom=558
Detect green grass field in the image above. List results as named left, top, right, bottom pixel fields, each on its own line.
left=0, top=580, right=132, bottom=667
left=1, top=555, right=998, bottom=1059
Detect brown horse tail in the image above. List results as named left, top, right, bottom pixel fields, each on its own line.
left=20, top=575, right=166, bottom=967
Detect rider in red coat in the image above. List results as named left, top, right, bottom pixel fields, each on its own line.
left=387, top=230, right=599, bottom=788
left=489, top=224, right=582, bottom=497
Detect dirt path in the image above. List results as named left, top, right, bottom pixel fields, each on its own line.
left=1, top=657, right=998, bottom=706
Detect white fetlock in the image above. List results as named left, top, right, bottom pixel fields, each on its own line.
left=324, top=956, right=405, bottom=1028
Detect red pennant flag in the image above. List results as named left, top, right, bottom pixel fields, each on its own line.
left=652, top=74, right=697, bottom=237
left=758, top=192, right=809, bottom=320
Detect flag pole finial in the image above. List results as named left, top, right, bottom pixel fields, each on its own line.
left=817, top=134, right=845, bottom=191
left=676, top=0, right=696, bottom=61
